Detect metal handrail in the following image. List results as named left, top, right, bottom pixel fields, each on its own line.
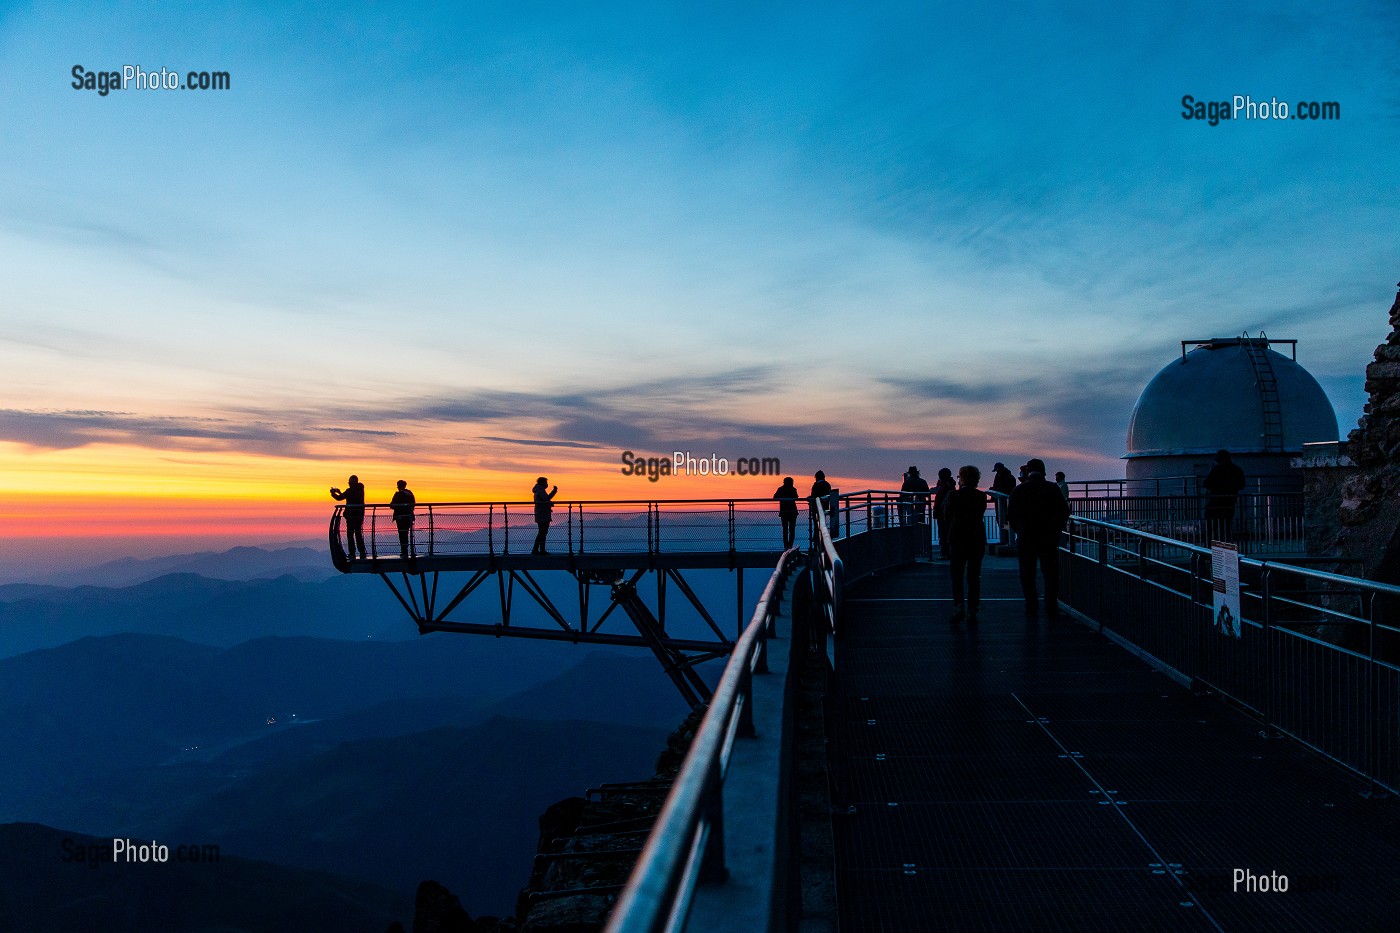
left=1070, top=515, right=1400, bottom=593
left=1062, top=515, right=1400, bottom=795
left=812, top=499, right=844, bottom=637
left=329, top=498, right=815, bottom=566
left=607, top=546, right=804, bottom=933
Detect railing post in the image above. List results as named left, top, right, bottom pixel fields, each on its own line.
left=567, top=504, right=573, bottom=555
left=487, top=504, right=494, bottom=556
left=503, top=503, right=509, bottom=554
left=370, top=508, right=378, bottom=559
left=1365, top=592, right=1384, bottom=798
left=1261, top=566, right=1275, bottom=738
left=752, top=621, right=769, bottom=678
left=728, top=501, right=736, bottom=555
left=698, top=757, right=729, bottom=883
left=1191, top=550, right=1207, bottom=693
left=427, top=505, right=435, bottom=557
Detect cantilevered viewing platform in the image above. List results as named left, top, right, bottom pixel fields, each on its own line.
left=328, top=489, right=1400, bottom=930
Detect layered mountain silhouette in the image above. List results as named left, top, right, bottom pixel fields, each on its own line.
left=3, top=632, right=692, bottom=920
left=9, top=545, right=336, bottom=589
left=0, top=632, right=585, bottom=812
left=0, top=551, right=735, bottom=923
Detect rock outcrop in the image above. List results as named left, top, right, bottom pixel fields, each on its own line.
left=408, top=707, right=706, bottom=933
left=1337, top=284, right=1400, bottom=582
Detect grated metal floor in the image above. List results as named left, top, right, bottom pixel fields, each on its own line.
left=829, top=559, right=1400, bottom=932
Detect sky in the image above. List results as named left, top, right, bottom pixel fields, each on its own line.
left=1, top=1, right=1397, bottom=566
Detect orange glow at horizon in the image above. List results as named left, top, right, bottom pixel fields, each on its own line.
left=0, top=441, right=887, bottom=541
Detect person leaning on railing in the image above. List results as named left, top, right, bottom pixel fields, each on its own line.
left=390, top=479, right=416, bottom=558
left=901, top=466, right=930, bottom=525
left=1202, top=450, right=1246, bottom=542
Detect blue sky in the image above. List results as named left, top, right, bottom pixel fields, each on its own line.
left=1, top=0, right=1397, bottom=495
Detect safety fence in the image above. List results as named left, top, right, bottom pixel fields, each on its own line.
left=1069, top=492, right=1305, bottom=555
left=1062, top=517, right=1400, bottom=795
left=330, top=498, right=814, bottom=564
left=606, top=547, right=804, bottom=933
left=607, top=491, right=926, bottom=931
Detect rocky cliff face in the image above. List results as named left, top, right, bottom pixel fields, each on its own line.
left=408, top=708, right=706, bottom=933
left=1337, top=285, right=1400, bottom=582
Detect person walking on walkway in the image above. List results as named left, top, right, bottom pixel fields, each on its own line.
left=330, top=474, right=366, bottom=560
left=933, top=467, right=956, bottom=559
left=774, top=476, right=800, bottom=549
left=1202, top=450, right=1246, bottom=542
left=946, top=465, right=988, bottom=624
left=532, top=476, right=558, bottom=554
left=1007, top=458, right=1070, bottom=619
left=390, top=479, right=416, bottom=558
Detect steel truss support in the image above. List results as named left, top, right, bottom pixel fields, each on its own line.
left=374, top=564, right=743, bottom=707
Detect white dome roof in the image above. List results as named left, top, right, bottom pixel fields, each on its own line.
left=1126, top=338, right=1338, bottom=458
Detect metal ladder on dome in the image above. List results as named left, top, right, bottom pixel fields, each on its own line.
left=1241, top=331, right=1284, bottom=452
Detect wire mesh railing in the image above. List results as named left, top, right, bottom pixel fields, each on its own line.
left=827, top=488, right=1002, bottom=547
left=606, top=547, right=804, bottom=933
left=1068, top=492, right=1305, bottom=556
left=330, top=498, right=815, bottom=563
left=1061, top=517, right=1400, bottom=795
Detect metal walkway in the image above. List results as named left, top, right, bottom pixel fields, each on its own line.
left=830, top=558, right=1400, bottom=932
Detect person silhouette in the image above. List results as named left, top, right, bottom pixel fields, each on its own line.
left=901, top=466, right=930, bottom=525
left=990, top=462, right=1016, bottom=496
left=390, top=479, right=416, bottom=558
left=774, top=476, right=800, bottom=549
left=933, top=467, right=956, bottom=559
left=1202, top=450, right=1246, bottom=542
left=532, top=477, right=558, bottom=555
left=946, top=465, right=987, bottom=624
left=329, top=475, right=366, bottom=560
left=990, top=462, right=1018, bottom=539
left=809, top=470, right=832, bottom=502
left=1006, top=458, right=1070, bottom=619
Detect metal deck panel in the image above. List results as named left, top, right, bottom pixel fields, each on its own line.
left=830, top=557, right=1400, bottom=932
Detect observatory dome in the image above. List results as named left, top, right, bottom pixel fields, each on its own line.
left=1125, top=337, right=1337, bottom=486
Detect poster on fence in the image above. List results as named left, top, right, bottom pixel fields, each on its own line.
left=1211, top=540, right=1241, bottom=638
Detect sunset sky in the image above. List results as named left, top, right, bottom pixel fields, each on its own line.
left=2, top=1, right=1398, bottom=566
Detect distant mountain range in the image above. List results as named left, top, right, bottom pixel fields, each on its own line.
left=8, top=545, right=338, bottom=589
left=0, top=572, right=410, bottom=658
left=0, top=543, right=735, bottom=922
left=157, top=714, right=669, bottom=915
left=0, top=544, right=759, bottom=658
left=2, top=632, right=691, bottom=919
left=0, top=632, right=587, bottom=810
